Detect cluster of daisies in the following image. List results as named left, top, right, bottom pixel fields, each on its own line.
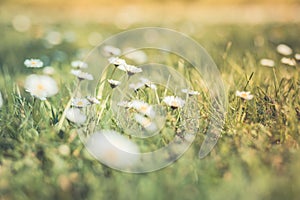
left=65, top=61, right=100, bottom=125
left=260, top=43, right=299, bottom=67
left=105, top=50, right=202, bottom=133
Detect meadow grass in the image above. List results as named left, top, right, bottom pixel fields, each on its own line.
left=0, top=20, right=300, bottom=200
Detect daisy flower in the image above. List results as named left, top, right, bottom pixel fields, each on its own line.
left=103, top=45, right=121, bottom=57
left=87, top=96, right=100, bottom=104
left=108, top=57, right=126, bottom=67
left=163, top=96, right=185, bottom=109
left=260, top=58, right=275, bottom=67
left=276, top=44, right=293, bottom=56
left=86, top=130, right=140, bottom=168
left=24, top=74, right=58, bottom=100
left=65, top=108, right=86, bottom=124
left=0, top=91, right=3, bottom=108
left=107, top=79, right=121, bottom=88
left=43, top=66, right=55, bottom=75
left=181, top=88, right=200, bottom=96
left=295, top=53, right=300, bottom=61
left=24, top=58, right=43, bottom=68
left=71, top=98, right=90, bottom=108
left=71, top=69, right=93, bottom=81
left=118, top=64, right=142, bottom=76
left=281, top=57, right=296, bottom=66
left=236, top=90, right=254, bottom=100
left=129, top=82, right=145, bottom=91
left=131, top=100, right=155, bottom=118
left=134, top=113, right=157, bottom=132
left=140, top=77, right=157, bottom=90
left=71, top=60, right=88, bottom=69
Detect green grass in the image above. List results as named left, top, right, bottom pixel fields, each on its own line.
left=0, top=20, right=300, bottom=200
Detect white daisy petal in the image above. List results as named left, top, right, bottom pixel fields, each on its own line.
left=134, top=113, right=157, bottom=132
left=24, top=74, right=58, bottom=100
left=24, top=59, right=43, bottom=68
left=86, top=130, right=140, bottom=168
left=181, top=88, right=200, bottom=96
left=295, top=53, right=300, bottom=61
left=131, top=100, right=156, bottom=118
left=86, top=96, right=100, bottom=104
left=281, top=57, right=296, bottom=66
left=107, top=79, right=121, bottom=88
left=140, top=78, right=157, bottom=90
left=71, top=69, right=93, bottom=80
left=236, top=90, right=254, bottom=100
left=163, top=96, right=185, bottom=108
left=129, top=82, right=145, bottom=91
left=108, top=57, right=126, bottom=67
left=123, top=64, right=143, bottom=76
left=276, top=44, right=293, bottom=56
left=103, top=45, right=121, bottom=57
left=71, top=60, right=88, bottom=69
left=65, top=108, right=86, bottom=124
left=260, top=58, right=275, bottom=67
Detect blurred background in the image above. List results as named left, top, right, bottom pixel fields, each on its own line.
left=1, top=0, right=300, bottom=25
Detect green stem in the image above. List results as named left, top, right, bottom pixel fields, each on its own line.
left=56, top=80, right=81, bottom=131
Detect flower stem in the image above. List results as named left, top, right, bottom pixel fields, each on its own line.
left=56, top=80, right=81, bottom=131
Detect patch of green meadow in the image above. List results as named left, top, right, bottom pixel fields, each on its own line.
left=0, top=20, right=300, bottom=200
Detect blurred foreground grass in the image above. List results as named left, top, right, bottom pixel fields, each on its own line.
left=0, top=11, right=300, bottom=200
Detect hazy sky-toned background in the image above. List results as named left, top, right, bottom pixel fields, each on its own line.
left=1, top=0, right=300, bottom=25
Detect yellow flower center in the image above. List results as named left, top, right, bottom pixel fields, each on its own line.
left=142, top=118, right=151, bottom=127
left=140, top=105, right=148, bottom=113
left=77, top=101, right=84, bottom=106
left=171, top=101, right=179, bottom=107
left=37, top=83, right=45, bottom=91
left=241, top=93, right=248, bottom=99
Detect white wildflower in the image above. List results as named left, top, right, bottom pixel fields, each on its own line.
left=71, top=69, right=93, bottom=81
left=131, top=100, right=155, bottom=118
left=71, top=98, right=90, bottom=108
left=260, top=58, right=275, bottom=67
left=295, top=53, right=300, bottom=61
left=65, top=108, right=86, bottom=124
left=281, top=57, right=296, bottom=66
left=236, top=90, right=254, bottom=100
left=118, top=64, right=142, bottom=76
left=107, top=79, right=121, bottom=88
left=71, top=60, right=88, bottom=69
left=181, top=88, right=200, bottom=96
left=108, top=57, right=126, bottom=67
left=140, top=78, right=157, bottom=90
left=24, top=58, right=43, bottom=68
left=134, top=113, right=157, bottom=132
left=103, top=45, right=121, bottom=57
left=86, top=130, right=140, bottom=168
left=87, top=96, right=100, bottom=104
left=24, top=74, right=58, bottom=100
left=163, top=96, right=185, bottom=108
left=276, top=44, right=293, bottom=56
left=129, top=82, right=145, bottom=91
